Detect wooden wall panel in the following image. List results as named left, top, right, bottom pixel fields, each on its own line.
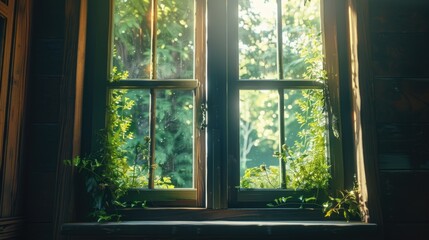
left=371, top=1, right=429, bottom=33
left=28, top=125, right=60, bottom=171
left=24, top=0, right=65, bottom=239
left=369, top=0, right=429, bottom=239
left=31, top=0, right=64, bottom=38
left=32, top=40, right=64, bottom=76
left=372, top=34, right=429, bottom=77
left=25, top=172, right=56, bottom=222
left=0, top=217, right=24, bottom=239
left=380, top=172, right=429, bottom=223
left=374, top=79, right=429, bottom=123
left=30, top=76, right=61, bottom=123
left=384, top=224, right=429, bottom=240
left=377, top=124, right=429, bottom=170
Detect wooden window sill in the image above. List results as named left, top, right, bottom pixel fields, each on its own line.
left=62, top=220, right=378, bottom=239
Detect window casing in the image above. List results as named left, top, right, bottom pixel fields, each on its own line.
left=84, top=0, right=350, bottom=215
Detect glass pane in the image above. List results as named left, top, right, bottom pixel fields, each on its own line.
left=239, top=0, right=278, bottom=80
left=240, top=90, right=280, bottom=189
left=283, top=89, right=329, bottom=190
left=282, top=0, right=323, bottom=79
left=157, top=0, right=194, bottom=79
left=112, top=0, right=195, bottom=80
left=110, top=89, right=151, bottom=188
left=112, top=0, right=151, bottom=79
left=155, top=90, right=194, bottom=188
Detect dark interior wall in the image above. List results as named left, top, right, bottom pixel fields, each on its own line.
left=369, top=0, right=429, bottom=239
left=22, top=0, right=429, bottom=239
left=24, top=0, right=65, bottom=239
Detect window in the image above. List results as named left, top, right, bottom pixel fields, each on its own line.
left=105, top=0, right=206, bottom=207
left=85, top=0, right=347, bottom=215
left=226, top=0, right=331, bottom=208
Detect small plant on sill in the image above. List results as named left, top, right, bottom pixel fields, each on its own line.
left=64, top=133, right=150, bottom=222
left=322, top=179, right=362, bottom=222
left=64, top=68, right=151, bottom=222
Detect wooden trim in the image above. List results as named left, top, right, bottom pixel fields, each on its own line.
left=237, top=80, right=324, bottom=89
left=0, top=0, right=14, bottom=188
left=321, top=0, right=347, bottom=192
left=108, top=80, right=198, bottom=89
left=1, top=0, right=30, bottom=218
left=194, top=0, right=206, bottom=207
left=0, top=2, right=7, bottom=16
left=206, top=0, right=228, bottom=209
left=226, top=0, right=240, bottom=209
left=73, top=0, right=87, bottom=157
left=62, top=220, right=378, bottom=239
left=0, top=217, right=24, bottom=239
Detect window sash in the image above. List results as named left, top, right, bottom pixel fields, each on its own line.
left=105, top=0, right=206, bottom=206
left=227, top=0, right=332, bottom=206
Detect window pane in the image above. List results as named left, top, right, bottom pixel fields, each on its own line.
left=239, top=0, right=278, bottom=80
left=155, top=90, right=194, bottom=188
left=157, top=0, right=194, bottom=79
left=283, top=89, right=330, bottom=190
left=240, top=90, right=280, bottom=189
left=109, top=89, right=195, bottom=189
left=112, top=0, right=195, bottom=80
left=112, top=0, right=151, bottom=79
left=110, top=89, right=151, bottom=188
left=282, top=0, right=323, bottom=79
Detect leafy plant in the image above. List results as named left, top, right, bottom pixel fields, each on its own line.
left=323, top=181, right=362, bottom=222
left=240, top=164, right=280, bottom=189
left=273, top=143, right=330, bottom=191
left=64, top=67, right=152, bottom=222
left=267, top=181, right=363, bottom=222
left=64, top=132, right=150, bottom=222
left=267, top=195, right=317, bottom=208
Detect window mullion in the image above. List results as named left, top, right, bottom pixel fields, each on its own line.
left=148, top=0, right=158, bottom=189
left=276, top=0, right=284, bottom=80
left=277, top=0, right=286, bottom=189
left=279, top=89, right=286, bottom=189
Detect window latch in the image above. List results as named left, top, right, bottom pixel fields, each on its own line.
left=200, top=102, right=207, bottom=130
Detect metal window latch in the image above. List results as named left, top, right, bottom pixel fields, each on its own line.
left=200, top=102, right=207, bottom=130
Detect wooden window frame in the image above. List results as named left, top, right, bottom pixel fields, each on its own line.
left=83, top=0, right=355, bottom=220
left=226, top=0, right=333, bottom=208
left=85, top=0, right=206, bottom=208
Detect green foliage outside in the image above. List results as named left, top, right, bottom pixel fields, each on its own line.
left=239, top=0, right=330, bottom=190
left=112, top=0, right=195, bottom=189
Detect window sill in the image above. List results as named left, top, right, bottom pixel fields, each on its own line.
left=62, top=220, right=378, bottom=240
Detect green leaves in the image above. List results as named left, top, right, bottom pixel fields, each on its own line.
left=267, top=195, right=318, bottom=208
left=267, top=196, right=293, bottom=207
left=240, top=164, right=280, bottom=189
left=322, top=182, right=362, bottom=222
